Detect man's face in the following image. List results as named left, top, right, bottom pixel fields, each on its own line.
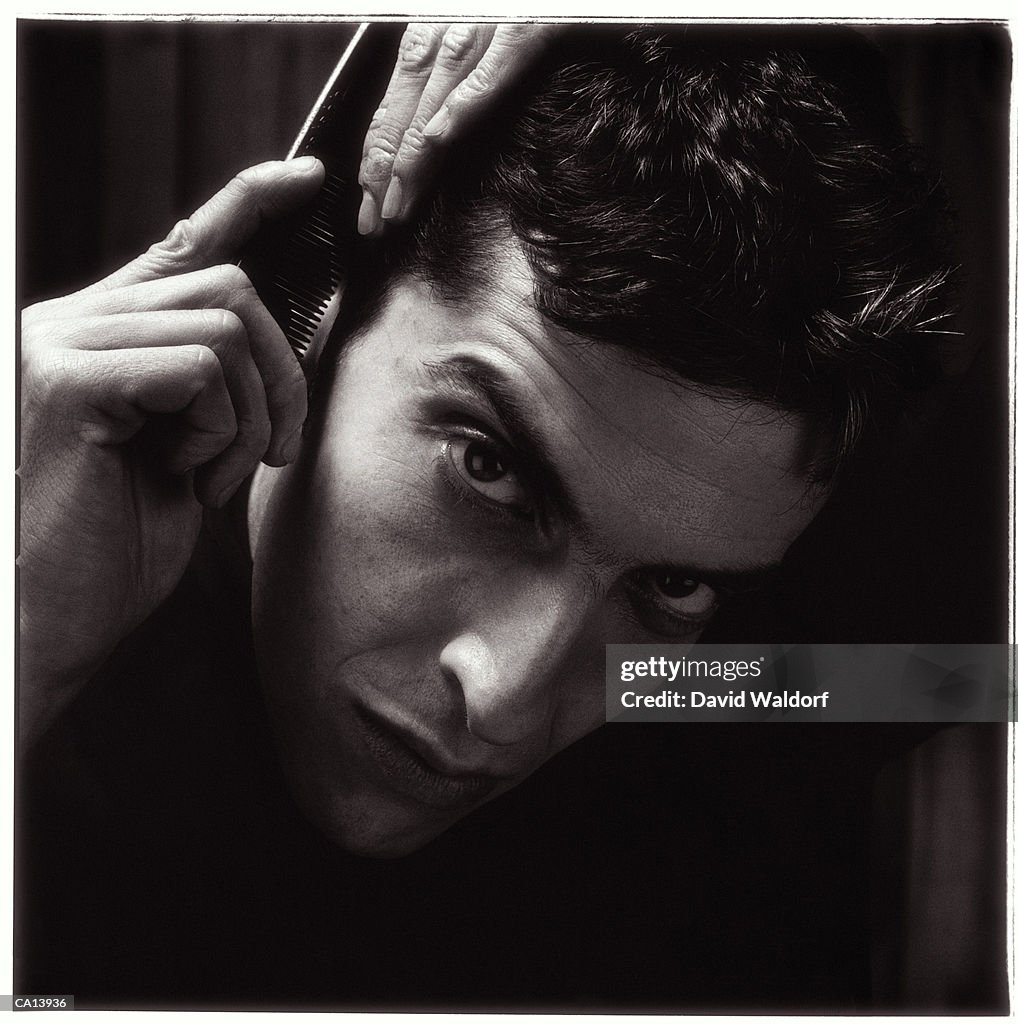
left=248, top=247, right=825, bottom=857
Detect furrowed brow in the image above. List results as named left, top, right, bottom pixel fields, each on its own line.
left=689, top=563, right=784, bottom=596
left=422, top=356, right=585, bottom=526
left=422, top=357, right=789, bottom=593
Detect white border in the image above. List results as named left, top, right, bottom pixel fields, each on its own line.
left=6, top=10, right=1016, bottom=1022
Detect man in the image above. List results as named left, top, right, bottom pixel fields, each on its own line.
left=17, top=22, right=1005, bottom=1009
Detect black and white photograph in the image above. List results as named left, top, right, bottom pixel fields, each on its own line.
left=14, top=16, right=1012, bottom=1013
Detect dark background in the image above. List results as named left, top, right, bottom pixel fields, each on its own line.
left=16, top=19, right=1012, bottom=1011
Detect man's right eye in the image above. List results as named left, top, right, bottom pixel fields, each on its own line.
left=443, top=435, right=532, bottom=515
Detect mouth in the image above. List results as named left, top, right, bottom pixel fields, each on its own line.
left=352, top=705, right=504, bottom=811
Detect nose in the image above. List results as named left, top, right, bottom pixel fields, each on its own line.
left=438, top=576, right=594, bottom=747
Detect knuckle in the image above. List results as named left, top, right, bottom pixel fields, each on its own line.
left=398, top=24, right=443, bottom=72
left=368, top=123, right=404, bottom=155
left=206, top=263, right=255, bottom=303
left=438, top=24, right=480, bottom=64
left=201, top=307, right=247, bottom=347
left=365, top=104, right=388, bottom=133
left=150, top=217, right=200, bottom=269
left=359, top=140, right=399, bottom=187
left=21, top=300, right=57, bottom=334
left=20, top=304, right=53, bottom=350
left=25, top=347, right=90, bottom=405
left=393, top=123, right=429, bottom=169
left=22, top=316, right=90, bottom=359
left=219, top=164, right=278, bottom=213
left=185, top=343, right=222, bottom=382
left=162, top=216, right=199, bottom=255
left=231, top=164, right=273, bottom=197
left=461, top=63, right=495, bottom=99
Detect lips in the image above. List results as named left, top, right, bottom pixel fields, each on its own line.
left=352, top=705, right=504, bottom=811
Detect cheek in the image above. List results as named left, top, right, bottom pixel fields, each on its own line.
left=279, top=403, right=509, bottom=663
left=249, top=421, right=440, bottom=690
left=288, top=436, right=444, bottom=643
left=306, top=445, right=455, bottom=645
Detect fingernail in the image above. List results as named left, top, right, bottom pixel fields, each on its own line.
left=288, top=155, right=320, bottom=172
left=357, top=190, right=379, bottom=236
left=281, top=429, right=303, bottom=464
left=423, top=107, right=450, bottom=138
left=380, top=176, right=403, bottom=221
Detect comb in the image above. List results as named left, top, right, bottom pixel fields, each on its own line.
left=242, top=22, right=404, bottom=375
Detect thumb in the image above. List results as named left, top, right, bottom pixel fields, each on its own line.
left=88, top=157, right=326, bottom=292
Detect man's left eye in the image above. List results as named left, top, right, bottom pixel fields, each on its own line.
left=445, top=437, right=529, bottom=510
left=625, top=567, right=720, bottom=636
left=648, top=569, right=716, bottom=613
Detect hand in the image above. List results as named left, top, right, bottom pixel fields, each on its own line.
left=18, top=157, right=325, bottom=750
left=357, top=22, right=561, bottom=235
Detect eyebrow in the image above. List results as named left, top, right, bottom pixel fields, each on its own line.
left=421, top=355, right=787, bottom=594
left=422, top=356, right=586, bottom=527
left=689, top=564, right=783, bottom=597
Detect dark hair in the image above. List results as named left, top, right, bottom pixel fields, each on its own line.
left=331, top=25, right=953, bottom=481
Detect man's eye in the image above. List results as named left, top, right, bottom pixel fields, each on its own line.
left=445, top=437, right=529, bottom=510
left=625, top=567, right=720, bottom=638
left=645, top=568, right=717, bottom=616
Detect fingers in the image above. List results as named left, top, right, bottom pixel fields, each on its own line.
left=106, top=346, right=240, bottom=499
left=49, top=265, right=306, bottom=466
left=422, top=24, right=561, bottom=143
left=359, top=23, right=452, bottom=234
left=107, top=345, right=254, bottom=508
left=31, top=343, right=240, bottom=505
left=24, top=157, right=321, bottom=507
left=30, top=295, right=299, bottom=507
left=50, top=307, right=269, bottom=484
left=89, top=156, right=325, bottom=292
left=360, top=23, right=514, bottom=235
left=357, top=23, right=563, bottom=234
left=381, top=24, right=498, bottom=225
left=36, top=311, right=268, bottom=505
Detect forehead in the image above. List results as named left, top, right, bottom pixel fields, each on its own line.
left=343, top=253, right=825, bottom=571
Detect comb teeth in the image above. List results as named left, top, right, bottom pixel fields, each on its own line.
left=268, top=170, right=347, bottom=359
left=241, top=23, right=406, bottom=373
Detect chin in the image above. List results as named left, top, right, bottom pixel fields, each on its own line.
left=320, top=809, right=456, bottom=860
left=334, top=826, right=442, bottom=860
left=289, top=775, right=460, bottom=859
